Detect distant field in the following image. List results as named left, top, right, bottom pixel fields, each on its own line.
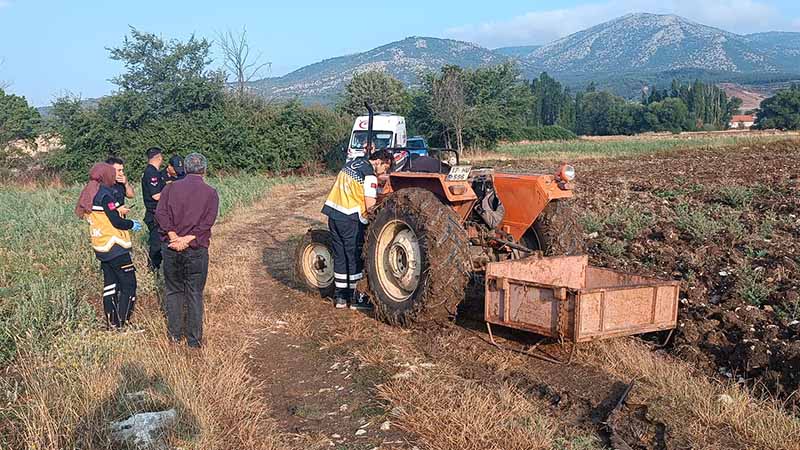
left=489, top=132, right=800, bottom=160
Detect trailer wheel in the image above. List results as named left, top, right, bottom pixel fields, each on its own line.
left=294, top=229, right=336, bottom=298
left=526, top=200, right=585, bottom=256
left=365, top=188, right=471, bottom=326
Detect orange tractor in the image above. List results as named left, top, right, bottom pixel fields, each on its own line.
left=296, top=146, right=583, bottom=322
left=296, top=110, right=678, bottom=342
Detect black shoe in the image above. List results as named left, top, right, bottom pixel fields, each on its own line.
left=334, top=297, right=348, bottom=309
left=350, top=292, right=373, bottom=310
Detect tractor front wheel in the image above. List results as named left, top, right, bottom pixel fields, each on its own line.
left=294, top=229, right=336, bottom=298
left=364, top=188, right=471, bottom=326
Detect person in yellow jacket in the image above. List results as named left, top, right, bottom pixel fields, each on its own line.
left=322, top=149, right=393, bottom=309
left=76, top=163, right=143, bottom=328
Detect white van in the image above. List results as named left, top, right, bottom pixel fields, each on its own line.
left=347, top=113, right=407, bottom=161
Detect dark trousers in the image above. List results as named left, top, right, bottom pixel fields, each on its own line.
left=144, top=211, right=162, bottom=271
left=162, top=245, right=209, bottom=347
left=328, top=217, right=365, bottom=299
left=100, top=253, right=137, bottom=328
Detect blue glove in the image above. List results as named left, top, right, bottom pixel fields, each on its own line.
left=131, top=220, right=142, bottom=232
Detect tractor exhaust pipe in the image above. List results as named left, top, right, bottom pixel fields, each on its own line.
left=365, top=101, right=374, bottom=157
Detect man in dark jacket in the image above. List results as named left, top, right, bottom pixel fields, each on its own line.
left=141, top=147, right=165, bottom=271
left=156, top=152, right=219, bottom=348
left=164, top=155, right=186, bottom=184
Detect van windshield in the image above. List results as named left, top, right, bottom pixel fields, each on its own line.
left=351, top=131, right=393, bottom=149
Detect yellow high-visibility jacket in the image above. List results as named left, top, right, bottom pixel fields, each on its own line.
left=322, top=158, right=377, bottom=224
left=86, top=187, right=133, bottom=261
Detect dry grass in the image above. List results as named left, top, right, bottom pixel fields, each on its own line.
left=337, top=321, right=599, bottom=449
left=584, top=338, right=800, bottom=450
left=10, top=314, right=283, bottom=449
left=378, top=364, right=600, bottom=450
left=262, top=311, right=314, bottom=338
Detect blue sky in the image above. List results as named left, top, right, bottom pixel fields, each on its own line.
left=1, top=0, right=799, bottom=106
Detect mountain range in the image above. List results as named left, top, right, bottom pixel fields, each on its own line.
left=250, top=12, right=800, bottom=103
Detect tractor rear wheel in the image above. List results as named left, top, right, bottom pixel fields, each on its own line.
left=525, top=200, right=585, bottom=256
left=294, top=229, right=336, bottom=298
left=364, top=188, right=471, bottom=326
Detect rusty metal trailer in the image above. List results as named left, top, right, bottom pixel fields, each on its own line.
left=485, top=255, right=679, bottom=343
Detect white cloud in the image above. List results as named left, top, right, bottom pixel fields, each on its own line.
left=445, top=0, right=793, bottom=48
left=0, top=1, right=10, bottom=8
left=445, top=4, right=620, bottom=48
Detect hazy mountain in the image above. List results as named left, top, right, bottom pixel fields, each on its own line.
left=493, top=45, right=541, bottom=58
left=744, top=31, right=800, bottom=69
left=247, top=36, right=516, bottom=103
left=247, top=13, right=800, bottom=102
left=522, top=13, right=800, bottom=74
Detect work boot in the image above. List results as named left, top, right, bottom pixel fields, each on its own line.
left=350, top=292, right=373, bottom=311
left=334, top=297, right=348, bottom=309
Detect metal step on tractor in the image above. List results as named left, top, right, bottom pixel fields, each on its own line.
left=295, top=106, right=678, bottom=343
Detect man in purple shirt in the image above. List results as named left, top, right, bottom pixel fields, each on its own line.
left=155, top=152, right=219, bottom=348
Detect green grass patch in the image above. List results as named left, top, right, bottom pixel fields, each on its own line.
left=0, top=174, right=290, bottom=364
left=580, top=207, right=653, bottom=241
left=735, top=264, right=775, bottom=307
left=599, top=238, right=626, bottom=257
left=715, top=186, right=755, bottom=209
left=673, top=204, right=723, bottom=241
left=496, top=135, right=793, bottom=159
left=653, top=183, right=705, bottom=201
left=759, top=212, right=779, bottom=240
left=578, top=211, right=606, bottom=234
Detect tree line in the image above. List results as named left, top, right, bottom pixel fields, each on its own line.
left=44, top=28, right=349, bottom=182
left=339, top=65, right=746, bottom=153
left=755, top=83, right=800, bottom=130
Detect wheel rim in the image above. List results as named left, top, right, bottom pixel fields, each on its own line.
left=375, top=220, right=422, bottom=302
left=301, top=243, right=334, bottom=289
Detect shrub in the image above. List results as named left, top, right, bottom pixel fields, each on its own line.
left=735, top=264, right=775, bottom=306
left=599, top=237, right=626, bottom=257
left=46, top=97, right=350, bottom=182
left=673, top=204, right=722, bottom=241
left=759, top=212, right=778, bottom=240
left=609, top=207, right=653, bottom=241
left=0, top=89, right=41, bottom=144
left=509, top=125, right=577, bottom=142
left=579, top=211, right=606, bottom=234
left=716, top=186, right=754, bottom=208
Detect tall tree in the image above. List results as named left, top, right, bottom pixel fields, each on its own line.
left=108, top=27, right=224, bottom=125
left=756, top=87, right=800, bottom=130
left=338, top=71, right=409, bottom=116
left=0, top=89, right=41, bottom=144
left=430, top=66, right=468, bottom=154
left=217, top=27, right=271, bottom=100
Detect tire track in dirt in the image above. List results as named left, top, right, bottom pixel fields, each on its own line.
left=238, top=181, right=418, bottom=449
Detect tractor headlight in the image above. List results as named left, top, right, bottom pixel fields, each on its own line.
left=559, top=164, right=576, bottom=181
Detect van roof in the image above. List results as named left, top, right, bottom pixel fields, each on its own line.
left=355, top=112, right=401, bottom=118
